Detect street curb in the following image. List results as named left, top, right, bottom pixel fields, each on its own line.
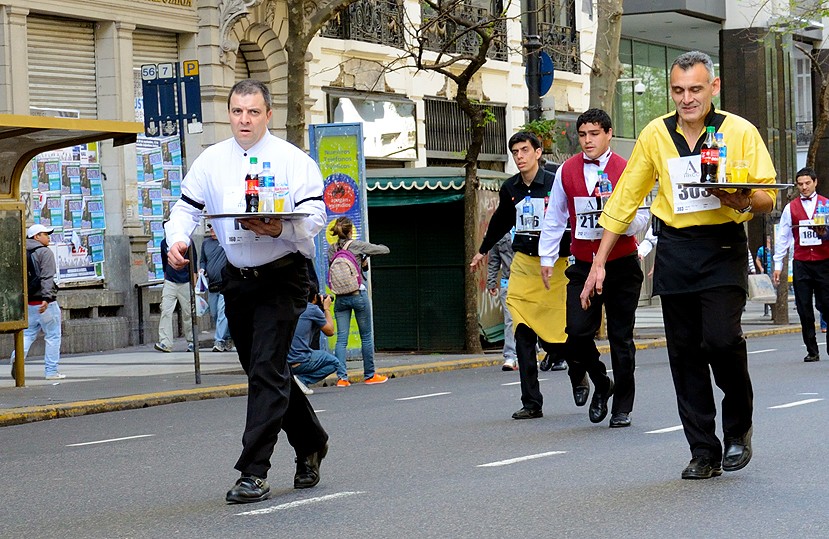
left=0, top=325, right=801, bottom=427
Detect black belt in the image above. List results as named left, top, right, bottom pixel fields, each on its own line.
left=226, top=254, right=299, bottom=279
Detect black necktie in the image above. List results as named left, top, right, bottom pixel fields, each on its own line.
left=583, top=159, right=600, bottom=166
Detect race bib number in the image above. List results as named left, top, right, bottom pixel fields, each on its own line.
left=514, top=198, right=545, bottom=233
left=574, top=197, right=602, bottom=240
left=799, top=220, right=822, bottom=246
left=669, top=156, right=721, bottom=214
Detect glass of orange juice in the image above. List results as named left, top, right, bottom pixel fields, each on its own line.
left=732, top=160, right=749, bottom=183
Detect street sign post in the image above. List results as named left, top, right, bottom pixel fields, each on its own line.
left=140, top=60, right=203, bottom=138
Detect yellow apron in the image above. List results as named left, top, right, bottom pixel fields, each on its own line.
left=506, top=252, right=567, bottom=344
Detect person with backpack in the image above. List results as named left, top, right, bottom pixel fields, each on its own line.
left=10, top=224, right=63, bottom=380
left=327, top=216, right=389, bottom=385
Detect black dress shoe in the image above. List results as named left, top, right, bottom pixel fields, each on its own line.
left=226, top=474, right=270, bottom=503
left=572, top=375, right=590, bottom=407
left=294, top=442, right=329, bottom=489
left=550, top=360, right=567, bottom=371
left=539, top=353, right=554, bottom=371
left=588, top=379, right=614, bottom=423
left=681, top=457, right=723, bottom=480
left=609, top=412, right=631, bottom=428
left=804, top=354, right=820, bottom=362
left=512, top=407, right=543, bottom=420
left=723, top=427, right=753, bottom=472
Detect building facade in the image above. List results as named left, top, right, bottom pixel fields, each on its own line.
left=3, top=0, right=818, bottom=352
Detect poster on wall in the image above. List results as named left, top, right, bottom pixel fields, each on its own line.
left=136, top=135, right=182, bottom=281
left=309, top=123, right=367, bottom=354
left=28, top=144, right=105, bottom=285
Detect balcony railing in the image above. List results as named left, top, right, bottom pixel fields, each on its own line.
left=539, top=22, right=580, bottom=74
left=321, top=0, right=405, bottom=49
left=424, top=97, right=507, bottom=158
left=421, top=3, right=508, bottom=62
left=796, top=120, right=813, bottom=147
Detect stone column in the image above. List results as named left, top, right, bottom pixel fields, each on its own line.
left=0, top=5, right=30, bottom=113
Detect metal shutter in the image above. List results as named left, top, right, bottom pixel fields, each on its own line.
left=132, top=29, right=179, bottom=67
left=27, top=16, right=97, bottom=119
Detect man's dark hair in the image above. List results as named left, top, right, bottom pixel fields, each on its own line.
left=508, top=131, right=541, bottom=151
left=307, top=282, right=320, bottom=303
left=796, top=167, right=817, bottom=181
left=577, top=108, right=612, bottom=132
left=227, top=79, right=272, bottom=111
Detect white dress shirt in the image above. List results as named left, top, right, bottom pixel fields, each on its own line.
left=773, top=194, right=817, bottom=271
left=539, top=149, right=649, bottom=267
left=165, top=133, right=327, bottom=268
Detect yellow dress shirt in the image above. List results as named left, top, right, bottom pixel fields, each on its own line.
left=599, top=109, right=777, bottom=234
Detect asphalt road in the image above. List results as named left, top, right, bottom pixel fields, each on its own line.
left=1, top=332, right=827, bottom=539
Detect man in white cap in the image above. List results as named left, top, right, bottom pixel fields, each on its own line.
left=10, top=224, right=63, bottom=380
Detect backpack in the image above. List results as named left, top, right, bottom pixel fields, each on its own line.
left=27, top=245, right=46, bottom=298
left=328, top=240, right=362, bottom=295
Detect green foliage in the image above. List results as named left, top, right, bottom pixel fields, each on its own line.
left=520, top=118, right=571, bottom=153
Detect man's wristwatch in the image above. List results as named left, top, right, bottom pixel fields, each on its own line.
left=736, top=194, right=753, bottom=214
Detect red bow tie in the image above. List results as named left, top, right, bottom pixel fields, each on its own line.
left=583, top=158, right=601, bottom=166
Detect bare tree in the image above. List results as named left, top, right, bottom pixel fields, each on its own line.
left=284, top=1, right=361, bottom=148
left=588, top=0, right=623, bottom=113
left=393, top=0, right=514, bottom=352
left=760, top=2, right=829, bottom=170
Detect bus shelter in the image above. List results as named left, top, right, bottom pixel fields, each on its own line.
left=0, top=114, right=141, bottom=387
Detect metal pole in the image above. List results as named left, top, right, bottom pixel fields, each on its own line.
left=525, top=0, right=542, bottom=121
left=13, top=329, right=24, bottom=387
left=187, top=243, right=201, bottom=384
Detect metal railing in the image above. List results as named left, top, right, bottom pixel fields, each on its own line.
left=539, top=22, right=580, bottom=74
left=321, top=0, right=405, bottom=48
left=424, top=98, right=507, bottom=157
left=420, top=2, right=508, bottom=62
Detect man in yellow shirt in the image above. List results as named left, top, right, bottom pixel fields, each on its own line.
left=581, top=51, right=777, bottom=480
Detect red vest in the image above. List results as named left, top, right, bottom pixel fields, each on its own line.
left=791, top=195, right=829, bottom=261
left=561, top=152, right=637, bottom=263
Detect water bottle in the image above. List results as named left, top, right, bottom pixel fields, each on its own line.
left=520, top=195, right=534, bottom=231
left=715, top=132, right=727, bottom=183
left=258, top=161, right=275, bottom=212
left=596, top=172, right=613, bottom=209
left=818, top=202, right=827, bottom=225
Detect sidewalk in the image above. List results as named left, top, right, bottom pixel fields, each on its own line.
left=0, top=300, right=802, bottom=427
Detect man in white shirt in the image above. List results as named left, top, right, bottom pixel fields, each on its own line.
left=165, top=79, right=329, bottom=504
left=539, top=108, right=648, bottom=427
left=772, top=167, right=829, bottom=362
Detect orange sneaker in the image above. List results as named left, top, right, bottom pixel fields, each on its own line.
left=364, top=374, right=388, bottom=385
left=336, top=379, right=351, bottom=387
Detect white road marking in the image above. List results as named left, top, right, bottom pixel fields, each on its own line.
left=237, top=491, right=364, bottom=516
left=645, top=425, right=684, bottom=434
left=67, top=434, right=155, bottom=447
left=501, top=378, right=548, bottom=387
left=768, top=398, right=824, bottom=409
left=748, top=348, right=776, bottom=354
left=800, top=393, right=819, bottom=396
left=477, top=451, right=566, bottom=468
left=396, top=392, right=451, bottom=401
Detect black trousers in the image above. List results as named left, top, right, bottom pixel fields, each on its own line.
left=222, top=254, right=328, bottom=478
left=792, top=259, right=829, bottom=357
left=565, top=255, right=642, bottom=413
left=514, top=324, right=563, bottom=411
left=661, top=286, right=753, bottom=461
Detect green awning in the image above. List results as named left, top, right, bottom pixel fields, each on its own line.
left=366, top=166, right=510, bottom=207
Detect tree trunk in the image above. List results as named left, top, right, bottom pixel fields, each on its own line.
left=456, top=89, right=486, bottom=354
left=588, top=0, right=624, bottom=113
